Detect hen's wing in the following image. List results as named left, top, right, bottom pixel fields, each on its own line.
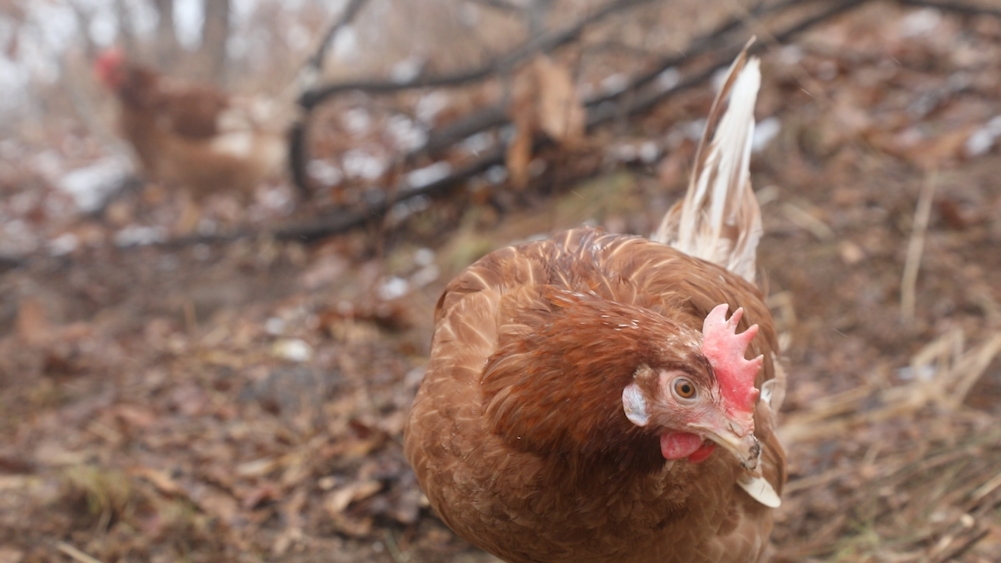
left=154, top=84, right=231, bottom=140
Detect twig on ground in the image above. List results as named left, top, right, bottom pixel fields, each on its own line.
left=929, top=526, right=990, bottom=563
left=55, top=542, right=106, bottom=563
left=901, top=170, right=937, bottom=321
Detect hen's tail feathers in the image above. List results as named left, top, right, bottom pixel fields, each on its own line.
left=653, top=41, right=763, bottom=283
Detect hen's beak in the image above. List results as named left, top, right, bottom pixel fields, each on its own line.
left=690, top=410, right=760, bottom=470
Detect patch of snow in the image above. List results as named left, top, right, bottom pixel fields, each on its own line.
left=272, top=339, right=313, bottom=362
left=404, top=367, right=426, bottom=388
left=657, top=67, right=680, bottom=91
left=458, top=132, right=493, bottom=155
left=57, top=156, right=133, bottom=213
left=332, top=26, right=358, bottom=61
left=405, top=162, right=451, bottom=189
left=378, top=276, right=410, bottom=300
left=485, top=165, right=507, bottom=184
left=897, top=364, right=935, bottom=381
left=343, top=107, right=372, bottom=135
left=965, top=115, right=1001, bottom=157
left=387, top=114, right=427, bottom=151
left=753, top=117, right=781, bottom=153
left=413, top=247, right=435, bottom=267
left=601, top=73, right=628, bottom=94
left=391, top=56, right=425, bottom=83
left=48, top=233, right=79, bottom=256
left=639, top=141, right=659, bottom=163
left=307, top=159, right=343, bottom=186
left=416, top=92, right=450, bottom=124
left=779, top=45, right=803, bottom=66
left=611, top=144, right=637, bottom=162
left=264, top=317, right=286, bottom=335
left=210, top=131, right=254, bottom=159
left=174, top=0, right=205, bottom=50
left=88, top=9, right=118, bottom=46
left=411, top=264, right=440, bottom=288
left=389, top=195, right=430, bottom=222
left=114, top=225, right=167, bottom=247
left=1, top=219, right=40, bottom=254
left=900, top=8, right=941, bottom=38
left=342, top=149, right=385, bottom=180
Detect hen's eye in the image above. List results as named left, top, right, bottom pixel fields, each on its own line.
left=673, top=378, right=696, bottom=399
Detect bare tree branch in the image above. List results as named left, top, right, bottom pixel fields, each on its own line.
left=302, top=0, right=370, bottom=77
left=291, top=0, right=659, bottom=195
left=897, top=0, right=1001, bottom=18
left=151, top=0, right=176, bottom=66
left=462, top=0, right=527, bottom=16
left=297, top=0, right=660, bottom=109
left=289, top=0, right=371, bottom=197
left=200, top=0, right=231, bottom=85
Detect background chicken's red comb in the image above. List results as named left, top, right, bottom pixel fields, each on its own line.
left=94, top=47, right=124, bottom=87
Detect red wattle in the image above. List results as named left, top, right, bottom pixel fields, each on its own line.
left=660, top=432, right=703, bottom=460
left=687, top=442, right=716, bottom=463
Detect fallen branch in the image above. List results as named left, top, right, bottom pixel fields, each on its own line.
left=291, top=0, right=660, bottom=195
left=898, top=0, right=1001, bottom=19
left=281, top=0, right=872, bottom=242
left=409, top=0, right=825, bottom=162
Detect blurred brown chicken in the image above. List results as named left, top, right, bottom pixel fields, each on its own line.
left=94, top=48, right=287, bottom=202
left=405, top=44, right=786, bottom=563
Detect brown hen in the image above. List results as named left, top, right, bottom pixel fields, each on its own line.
left=405, top=45, right=786, bottom=563
left=94, top=48, right=287, bottom=200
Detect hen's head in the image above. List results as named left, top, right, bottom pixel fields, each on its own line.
left=94, top=47, right=126, bottom=91
left=622, top=304, right=763, bottom=470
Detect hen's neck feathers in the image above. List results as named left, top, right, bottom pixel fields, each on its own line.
left=481, top=286, right=705, bottom=473
left=654, top=49, right=762, bottom=283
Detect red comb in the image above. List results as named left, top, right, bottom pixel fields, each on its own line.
left=94, top=47, right=125, bottom=88
left=701, top=304, right=762, bottom=412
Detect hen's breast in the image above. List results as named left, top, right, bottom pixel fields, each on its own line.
left=404, top=226, right=781, bottom=563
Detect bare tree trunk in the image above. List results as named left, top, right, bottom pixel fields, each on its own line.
left=151, top=0, right=178, bottom=67
left=115, top=0, right=140, bottom=56
left=201, top=0, right=231, bottom=85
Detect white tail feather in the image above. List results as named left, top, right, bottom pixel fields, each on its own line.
left=654, top=44, right=763, bottom=283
